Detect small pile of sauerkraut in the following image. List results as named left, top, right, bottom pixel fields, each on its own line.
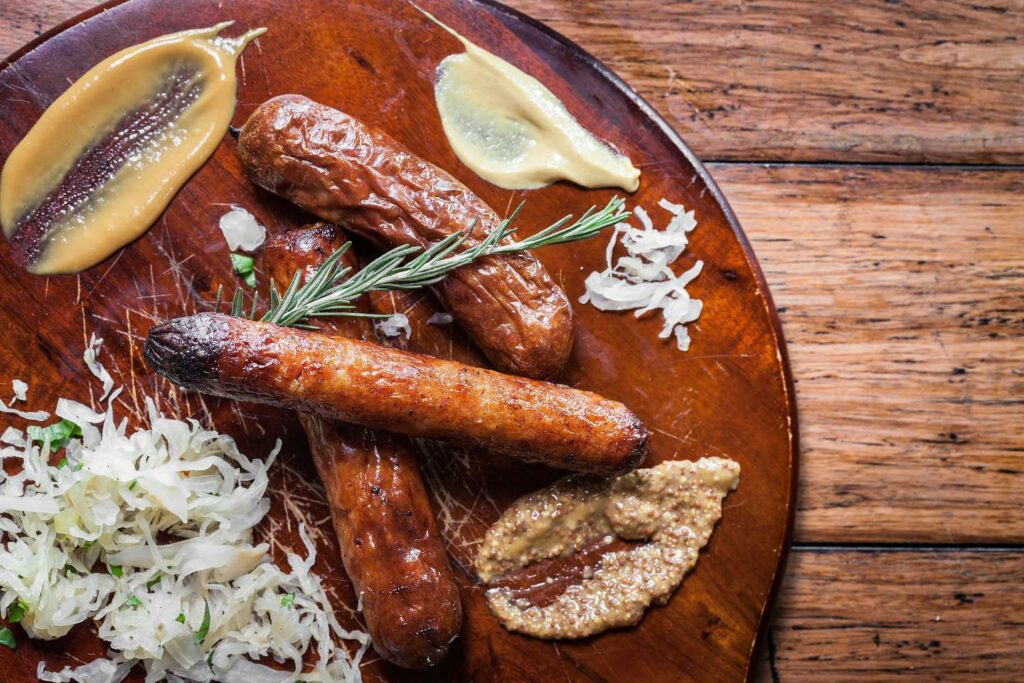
left=0, top=347, right=368, bottom=682
left=219, top=206, right=267, bottom=252
left=372, top=313, right=411, bottom=341
left=580, top=199, right=704, bottom=351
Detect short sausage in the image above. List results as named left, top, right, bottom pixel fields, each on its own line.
left=236, top=94, right=574, bottom=380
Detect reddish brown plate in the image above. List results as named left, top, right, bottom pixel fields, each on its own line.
left=0, top=1, right=797, bottom=681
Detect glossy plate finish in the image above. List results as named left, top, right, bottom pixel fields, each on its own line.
left=0, top=1, right=797, bottom=680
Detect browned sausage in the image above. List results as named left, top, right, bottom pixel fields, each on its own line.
left=144, top=314, right=647, bottom=475
left=262, top=225, right=461, bottom=669
left=236, top=94, right=573, bottom=380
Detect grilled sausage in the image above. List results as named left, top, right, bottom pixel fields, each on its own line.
left=144, top=314, right=647, bottom=475
left=262, top=225, right=461, bottom=669
left=236, top=94, right=573, bottom=380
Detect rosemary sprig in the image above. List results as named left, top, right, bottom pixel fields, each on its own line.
left=239, top=196, right=628, bottom=328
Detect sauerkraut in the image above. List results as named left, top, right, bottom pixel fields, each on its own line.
left=580, top=199, right=704, bottom=351
left=373, top=313, right=411, bottom=341
left=0, top=345, right=368, bottom=682
left=219, top=206, right=267, bottom=252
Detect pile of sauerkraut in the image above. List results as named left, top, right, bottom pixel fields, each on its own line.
left=580, top=199, right=703, bottom=351
left=0, top=339, right=368, bottom=682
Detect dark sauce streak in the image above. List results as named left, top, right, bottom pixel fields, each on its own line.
left=7, top=63, right=205, bottom=268
left=485, top=537, right=642, bottom=609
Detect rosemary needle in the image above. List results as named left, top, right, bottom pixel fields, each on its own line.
left=244, top=196, right=629, bottom=328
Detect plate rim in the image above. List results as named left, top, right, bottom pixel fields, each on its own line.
left=471, top=2, right=800, bottom=675
left=0, top=1, right=800, bottom=679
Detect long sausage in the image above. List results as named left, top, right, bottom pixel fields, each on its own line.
left=144, top=314, right=647, bottom=475
left=262, top=225, right=461, bottom=669
left=236, top=94, right=573, bottom=380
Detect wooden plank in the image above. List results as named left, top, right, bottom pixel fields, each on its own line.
left=505, top=0, right=1024, bottom=163
left=0, top=0, right=81, bottom=56
left=754, top=548, right=1024, bottom=681
left=709, top=164, right=1024, bottom=543
left=4, top=1, right=1023, bottom=163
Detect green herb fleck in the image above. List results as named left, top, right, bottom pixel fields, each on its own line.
left=7, top=599, right=28, bottom=624
left=57, top=457, right=68, bottom=469
left=0, top=627, right=15, bottom=650
left=280, top=593, right=295, bottom=608
left=27, top=419, right=81, bottom=453
left=124, top=594, right=142, bottom=608
left=63, top=564, right=79, bottom=577
left=195, top=601, right=211, bottom=645
left=108, top=564, right=123, bottom=578
left=175, top=612, right=186, bottom=624
left=146, top=574, right=162, bottom=589
left=128, top=481, right=139, bottom=492
left=230, top=253, right=257, bottom=288
left=82, top=540, right=96, bottom=550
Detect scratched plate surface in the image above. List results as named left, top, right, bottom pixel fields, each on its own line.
left=0, top=1, right=796, bottom=681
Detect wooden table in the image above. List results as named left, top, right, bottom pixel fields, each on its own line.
left=2, top=1, right=1021, bottom=680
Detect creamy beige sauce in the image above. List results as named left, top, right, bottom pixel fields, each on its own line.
left=421, top=8, right=640, bottom=192
left=476, top=457, right=739, bottom=639
left=0, top=22, right=263, bottom=274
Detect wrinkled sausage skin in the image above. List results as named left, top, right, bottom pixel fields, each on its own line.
left=236, top=94, right=574, bottom=380
left=262, top=226, right=461, bottom=669
left=144, top=314, right=648, bottom=475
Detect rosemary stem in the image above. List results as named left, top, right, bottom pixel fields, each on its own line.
left=254, top=196, right=629, bottom=327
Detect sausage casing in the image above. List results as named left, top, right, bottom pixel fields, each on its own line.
left=236, top=94, right=573, bottom=380
left=262, top=226, right=461, bottom=668
left=144, top=314, right=647, bottom=475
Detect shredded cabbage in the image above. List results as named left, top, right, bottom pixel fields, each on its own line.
left=1, top=381, right=49, bottom=422
left=11, top=380, right=28, bottom=403
left=0, top=344, right=369, bottom=682
left=219, top=206, right=267, bottom=252
left=83, top=335, right=115, bottom=401
left=580, top=198, right=704, bottom=351
left=373, top=313, right=411, bottom=341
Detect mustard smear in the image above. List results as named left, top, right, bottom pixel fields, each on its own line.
left=421, top=8, right=640, bottom=193
left=0, top=22, right=264, bottom=274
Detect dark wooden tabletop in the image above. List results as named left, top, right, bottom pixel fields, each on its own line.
left=2, top=1, right=1022, bottom=680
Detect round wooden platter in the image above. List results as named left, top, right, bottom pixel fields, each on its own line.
left=0, top=0, right=797, bottom=681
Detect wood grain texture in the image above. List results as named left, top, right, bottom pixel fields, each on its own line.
left=0, top=0, right=78, bottom=55
left=753, top=549, right=1024, bottom=681
left=4, top=1, right=1023, bottom=163
left=509, top=0, right=1024, bottom=164
left=711, top=164, right=1024, bottom=543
